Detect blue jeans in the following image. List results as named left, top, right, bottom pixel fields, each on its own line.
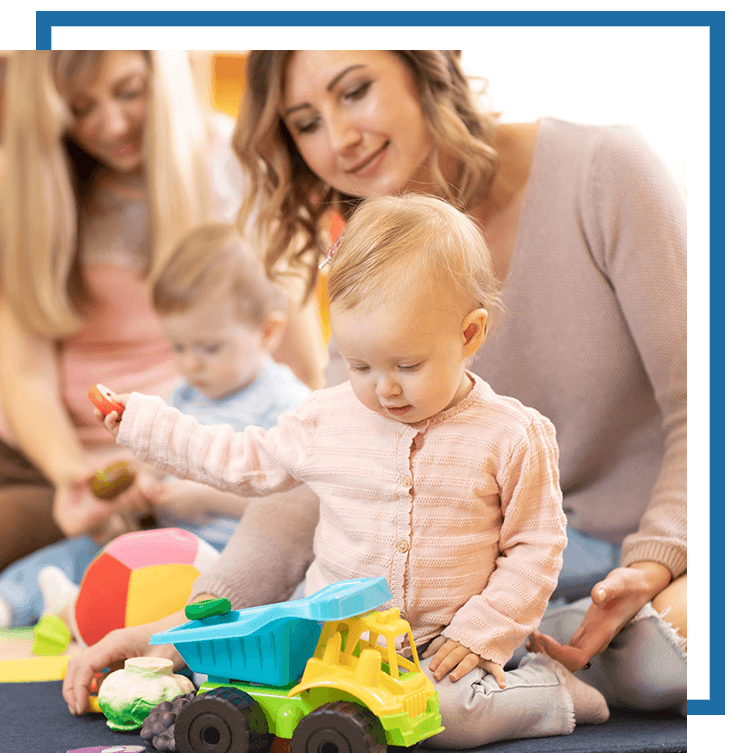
left=0, top=535, right=100, bottom=627
left=551, top=525, right=622, bottom=604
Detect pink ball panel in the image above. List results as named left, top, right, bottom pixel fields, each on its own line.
left=104, top=528, right=199, bottom=568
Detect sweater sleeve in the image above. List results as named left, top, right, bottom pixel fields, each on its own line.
left=116, top=391, right=316, bottom=497
left=589, top=127, right=687, bottom=577
left=441, top=414, right=567, bottom=665
left=190, top=487, right=319, bottom=609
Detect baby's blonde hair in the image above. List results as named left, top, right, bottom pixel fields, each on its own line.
left=236, top=51, right=499, bottom=301
left=327, top=195, right=502, bottom=338
left=153, top=223, right=287, bottom=327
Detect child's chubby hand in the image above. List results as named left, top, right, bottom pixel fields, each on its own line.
left=92, top=391, right=130, bottom=437
left=423, top=636, right=506, bottom=687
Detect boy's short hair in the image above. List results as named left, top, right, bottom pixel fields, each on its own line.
left=153, top=223, right=287, bottom=325
left=327, top=194, right=502, bottom=332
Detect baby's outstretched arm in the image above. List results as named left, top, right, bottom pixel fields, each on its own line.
left=97, top=388, right=310, bottom=500
left=423, top=636, right=506, bottom=686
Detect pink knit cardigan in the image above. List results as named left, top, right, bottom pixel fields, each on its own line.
left=118, top=373, right=567, bottom=665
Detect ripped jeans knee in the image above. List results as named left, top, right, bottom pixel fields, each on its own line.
left=537, top=597, right=687, bottom=714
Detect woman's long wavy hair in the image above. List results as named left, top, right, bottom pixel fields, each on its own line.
left=235, top=50, right=500, bottom=299
left=0, top=50, right=215, bottom=338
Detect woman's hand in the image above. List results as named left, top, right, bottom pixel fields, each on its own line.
left=53, top=479, right=122, bottom=537
left=53, top=470, right=153, bottom=538
left=423, top=635, right=506, bottom=686
left=63, top=621, right=183, bottom=716
left=526, top=562, right=673, bottom=672
left=62, top=592, right=219, bottom=716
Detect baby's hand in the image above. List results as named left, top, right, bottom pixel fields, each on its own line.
left=423, top=636, right=506, bottom=686
left=91, top=390, right=130, bottom=438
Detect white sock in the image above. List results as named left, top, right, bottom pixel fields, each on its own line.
left=525, top=652, right=610, bottom=725
left=37, top=566, right=79, bottom=617
left=0, top=596, right=12, bottom=628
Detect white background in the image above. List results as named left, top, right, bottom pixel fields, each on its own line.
left=462, top=50, right=687, bottom=193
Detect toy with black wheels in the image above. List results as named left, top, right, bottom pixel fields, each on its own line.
left=291, top=701, right=387, bottom=753
left=174, top=686, right=273, bottom=753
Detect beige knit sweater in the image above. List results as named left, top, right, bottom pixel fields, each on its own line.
left=473, top=118, right=686, bottom=576
left=118, top=374, right=567, bottom=665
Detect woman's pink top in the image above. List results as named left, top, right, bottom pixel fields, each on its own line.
left=117, top=374, right=567, bottom=665
left=0, top=175, right=176, bottom=467
left=59, top=264, right=179, bottom=460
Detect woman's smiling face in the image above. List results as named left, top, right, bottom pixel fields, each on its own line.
left=66, top=50, right=148, bottom=174
left=281, top=50, right=435, bottom=198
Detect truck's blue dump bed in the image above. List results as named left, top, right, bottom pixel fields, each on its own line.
left=150, top=577, right=392, bottom=686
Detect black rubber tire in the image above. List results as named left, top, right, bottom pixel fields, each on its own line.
left=140, top=690, right=197, bottom=751
left=291, top=701, right=387, bottom=753
left=174, top=686, right=273, bottom=753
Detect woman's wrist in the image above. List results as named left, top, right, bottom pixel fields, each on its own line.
left=53, top=465, right=89, bottom=488
left=189, top=593, right=219, bottom=604
left=628, top=561, right=673, bottom=600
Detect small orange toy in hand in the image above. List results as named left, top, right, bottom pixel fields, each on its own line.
left=88, top=384, right=125, bottom=420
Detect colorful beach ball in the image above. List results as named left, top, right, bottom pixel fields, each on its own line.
left=73, top=528, right=220, bottom=647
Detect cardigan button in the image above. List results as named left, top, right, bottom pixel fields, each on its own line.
left=397, top=540, right=410, bottom=553
left=401, top=475, right=413, bottom=488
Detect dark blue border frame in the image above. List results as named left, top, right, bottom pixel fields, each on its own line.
left=33, top=10, right=724, bottom=49
left=35, top=9, right=724, bottom=715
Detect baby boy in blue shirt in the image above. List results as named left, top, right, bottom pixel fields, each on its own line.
left=0, top=223, right=311, bottom=627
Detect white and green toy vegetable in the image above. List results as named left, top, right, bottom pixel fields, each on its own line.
left=97, top=657, right=195, bottom=731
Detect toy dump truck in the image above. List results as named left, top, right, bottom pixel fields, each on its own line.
left=150, top=577, right=443, bottom=753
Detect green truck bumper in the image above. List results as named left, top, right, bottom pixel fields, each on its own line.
left=199, top=681, right=443, bottom=746
left=378, top=691, right=443, bottom=746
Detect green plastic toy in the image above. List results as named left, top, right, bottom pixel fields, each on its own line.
left=184, top=597, right=231, bottom=620
left=31, top=614, right=72, bottom=656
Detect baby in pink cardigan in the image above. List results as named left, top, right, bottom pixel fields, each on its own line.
left=98, top=195, right=610, bottom=746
